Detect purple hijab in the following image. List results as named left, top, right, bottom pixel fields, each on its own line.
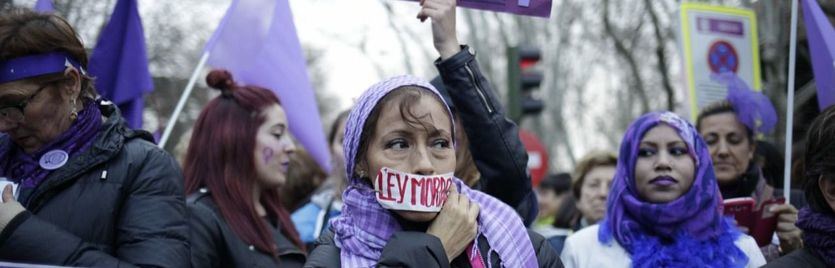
left=0, top=100, right=101, bottom=190
left=331, top=75, right=538, bottom=268
left=599, top=111, right=749, bottom=267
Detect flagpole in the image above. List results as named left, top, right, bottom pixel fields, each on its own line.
left=783, top=0, right=799, bottom=201
left=159, top=52, right=210, bottom=149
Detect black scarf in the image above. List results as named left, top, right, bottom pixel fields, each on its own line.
left=720, top=164, right=761, bottom=199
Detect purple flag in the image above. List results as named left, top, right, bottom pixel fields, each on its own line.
left=205, top=0, right=331, bottom=172
left=88, top=0, right=153, bottom=130
left=403, top=0, right=552, bottom=18
left=34, top=0, right=54, bottom=12
left=802, top=0, right=835, bottom=111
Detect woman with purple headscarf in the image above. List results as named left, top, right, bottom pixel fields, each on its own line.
left=696, top=73, right=803, bottom=259
left=303, top=1, right=561, bottom=267
left=561, top=112, right=766, bottom=268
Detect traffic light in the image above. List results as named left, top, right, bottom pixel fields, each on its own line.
left=507, top=46, right=545, bottom=122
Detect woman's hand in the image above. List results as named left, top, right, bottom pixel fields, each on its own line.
left=770, top=203, right=803, bottom=253
left=0, top=185, right=25, bottom=233
left=417, top=0, right=460, bottom=60
left=427, top=183, right=479, bottom=261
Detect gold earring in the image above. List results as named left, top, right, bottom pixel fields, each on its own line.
left=70, top=99, right=78, bottom=121
left=356, top=169, right=366, bottom=178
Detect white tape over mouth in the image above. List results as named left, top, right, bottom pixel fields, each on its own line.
left=373, top=167, right=454, bottom=212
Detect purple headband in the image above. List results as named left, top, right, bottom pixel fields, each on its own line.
left=0, top=52, right=85, bottom=84
left=711, top=72, right=778, bottom=135
left=342, top=75, right=455, bottom=184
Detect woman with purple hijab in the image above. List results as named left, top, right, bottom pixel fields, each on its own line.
left=304, top=1, right=561, bottom=267
left=561, top=112, right=766, bottom=268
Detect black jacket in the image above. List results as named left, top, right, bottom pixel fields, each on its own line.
left=434, top=45, right=538, bottom=226
left=0, top=103, right=189, bottom=267
left=304, top=229, right=562, bottom=268
left=762, top=248, right=829, bottom=268
left=188, top=191, right=306, bottom=268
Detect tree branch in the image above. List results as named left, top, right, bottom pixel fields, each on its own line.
left=645, top=0, right=676, bottom=110
left=602, top=0, right=649, bottom=113
left=381, top=1, right=415, bottom=74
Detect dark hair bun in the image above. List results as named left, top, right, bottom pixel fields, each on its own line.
left=206, top=69, right=236, bottom=91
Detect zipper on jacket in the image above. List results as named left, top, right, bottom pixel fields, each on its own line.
left=464, top=63, right=494, bottom=114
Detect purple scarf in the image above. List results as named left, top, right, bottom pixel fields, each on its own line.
left=331, top=75, right=537, bottom=268
left=0, top=100, right=101, bottom=190
left=599, top=112, right=748, bottom=267
left=796, top=208, right=835, bottom=266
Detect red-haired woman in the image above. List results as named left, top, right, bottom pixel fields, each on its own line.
left=185, top=70, right=305, bottom=267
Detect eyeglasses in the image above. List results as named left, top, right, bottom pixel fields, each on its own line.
left=0, top=84, right=51, bottom=129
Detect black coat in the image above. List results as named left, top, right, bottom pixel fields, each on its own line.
left=0, top=103, right=189, bottom=267
left=304, top=229, right=563, bottom=268
left=433, top=45, right=538, bottom=226
left=762, top=248, right=829, bottom=268
left=188, top=191, right=306, bottom=268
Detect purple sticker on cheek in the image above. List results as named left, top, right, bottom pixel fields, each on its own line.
left=262, top=147, right=275, bottom=165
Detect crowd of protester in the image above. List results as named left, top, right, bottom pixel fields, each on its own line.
left=0, top=0, right=831, bottom=267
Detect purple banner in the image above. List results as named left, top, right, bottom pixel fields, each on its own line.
left=34, top=0, right=54, bottom=12
left=697, top=17, right=744, bottom=36
left=205, top=0, right=332, bottom=171
left=802, top=0, right=835, bottom=111
left=403, top=0, right=552, bottom=18
left=88, top=0, right=153, bottom=129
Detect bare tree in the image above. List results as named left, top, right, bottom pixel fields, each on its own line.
left=602, top=0, right=650, bottom=114
left=381, top=1, right=416, bottom=75
left=645, top=0, right=676, bottom=111
left=1, top=0, right=13, bottom=10
left=305, top=45, right=343, bottom=130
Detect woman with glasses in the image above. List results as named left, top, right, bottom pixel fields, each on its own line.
left=0, top=8, right=188, bottom=267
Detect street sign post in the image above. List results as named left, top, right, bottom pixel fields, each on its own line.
left=680, top=3, right=761, bottom=120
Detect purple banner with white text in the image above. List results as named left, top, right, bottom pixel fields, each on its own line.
left=404, top=0, right=552, bottom=18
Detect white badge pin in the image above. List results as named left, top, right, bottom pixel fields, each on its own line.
left=40, top=150, right=69, bottom=170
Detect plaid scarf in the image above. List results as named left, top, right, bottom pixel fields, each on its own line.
left=331, top=75, right=537, bottom=268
